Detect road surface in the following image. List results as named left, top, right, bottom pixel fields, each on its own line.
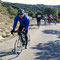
left=0, top=22, right=60, bottom=60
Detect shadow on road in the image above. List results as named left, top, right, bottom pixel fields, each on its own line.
left=31, top=40, right=60, bottom=60
left=0, top=48, right=20, bottom=60
left=42, top=30, right=60, bottom=38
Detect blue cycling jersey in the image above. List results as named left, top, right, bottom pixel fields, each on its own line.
left=13, top=14, right=30, bottom=30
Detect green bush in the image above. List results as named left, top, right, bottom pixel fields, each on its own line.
left=28, top=11, right=35, bottom=17
left=57, top=19, right=60, bottom=22
left=1, top=7, right=8, bottom=14
left=7, top=6, right=17, bottom=15
left=0, top=3, right=2, bottom=12
left=9, top=15, right=15, bottom=19
left=0, top=59, right=2, bottom=60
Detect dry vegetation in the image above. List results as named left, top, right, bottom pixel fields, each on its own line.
left=0, top=13, right=13, bottom=39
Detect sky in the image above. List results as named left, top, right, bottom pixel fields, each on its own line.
left=1, top=0, right=60, bottom=5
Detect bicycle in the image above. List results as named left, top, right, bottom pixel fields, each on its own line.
left=12, top=31, right=30, bottom=55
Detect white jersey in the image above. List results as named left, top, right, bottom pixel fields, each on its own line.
left=37, top=15, right=41, bottom=18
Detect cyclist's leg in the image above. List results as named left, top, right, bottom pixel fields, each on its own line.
left=38, top=21, right=40, bottom=28
left=37, top=22, right=39, bottom=26
left=55, top=19, right=56, bottom=24
left=24, top=30, right=28, bottom=49
left=37, top=20, right=38, bottom=26
left=48, top=19, right=49, bottom=23
left=37, top=21, right=39, bottom=28
left=18, top=25, right=24, bottom=46
left=38, top=21, right=40, bottom=26
left=45, top=19, right=46, bottom=25
left=48, top=19, right=50, bottom=24
left=37, top=19, right=40, bottom=26
left=37, top=20, right=40, bottom=28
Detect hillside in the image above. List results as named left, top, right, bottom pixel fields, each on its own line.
left=2, top=2, right=46, bottom=12
left=51, top=5, right=60, bottom=9
left=2, top=2, right=60, bottom=12
left=2, top=2, right=60, bottom=18
left=0, top=13, right=13, bottom=39
left=0, top=1, right=19, bottom=40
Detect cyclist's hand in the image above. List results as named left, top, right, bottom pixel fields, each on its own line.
left=11, top=29, right=14, bottom=35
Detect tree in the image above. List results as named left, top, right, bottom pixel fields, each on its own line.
left=28, top=11, right=34, bottom=17
left=0, top=0, right=1, bottom=3
left=58, top=10, right=60, bottom=18
left=42, top=7, right=58, bottom=16
left=28, top=11, right=36, bottom=18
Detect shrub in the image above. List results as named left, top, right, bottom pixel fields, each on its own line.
left=7, top=6, right=17, bottom=15
left=57, top=19, right=60, bottom=22
left=9, top=15, right=15, bottom=19
left=1, top=7, right=8, bottom=15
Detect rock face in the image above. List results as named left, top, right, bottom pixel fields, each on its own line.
left=0, top=13, right=13, bottom=38
left=0, top=13, right=20, bottom=39
left=2, top=31, right=6, bottom=38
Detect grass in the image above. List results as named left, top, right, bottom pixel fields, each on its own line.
left=57, top=19, right=60, bottom=22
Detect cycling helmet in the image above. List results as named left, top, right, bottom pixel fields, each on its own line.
left=18, top=8, right=24, bottom=15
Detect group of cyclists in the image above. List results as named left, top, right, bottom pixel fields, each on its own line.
left=36, top=12, right=58, bottom=27
left=47, top=15, right=58, bottom=24
left=11, top=8, right=58, bottom=49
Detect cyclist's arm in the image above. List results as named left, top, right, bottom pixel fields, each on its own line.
left=24, top=18, right=30, bottom=30
left=13, top=15, right=18, bottom=30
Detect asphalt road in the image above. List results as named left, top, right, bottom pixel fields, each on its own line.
left=0, top=22, right=60, bottom=60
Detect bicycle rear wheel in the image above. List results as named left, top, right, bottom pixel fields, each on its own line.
left=28, top=34, right=31, bottom=47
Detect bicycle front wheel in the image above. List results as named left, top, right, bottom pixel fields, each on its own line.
left=14, top=39, right=22, bottom=55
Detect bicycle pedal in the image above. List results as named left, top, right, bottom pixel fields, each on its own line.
left=17, top=52, right=20, bottom=55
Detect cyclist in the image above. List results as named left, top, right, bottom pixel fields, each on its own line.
left=43, top=15, right=48, bottom=25
left=11, top=8, right=30, bottom=49
left=50, top=15, right=53, bottom=23
left=54, top=16, right=58, bottom=24
left=36, top=12, right=42, bottom=28
left=48, top=15, right=51, bottom=24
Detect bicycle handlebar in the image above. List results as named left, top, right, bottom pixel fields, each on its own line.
left=13, top=30, right=25, bottom=35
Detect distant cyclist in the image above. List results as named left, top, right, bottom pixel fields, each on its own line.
left=48, top=15, right=51, bottom=24
left=54, top=16, right=58, bottom=24
left=43, top=15, right=48, bottom=25
left=11, top=8, right=30, bottom=49
left=36, top=12, right=42, bottom=28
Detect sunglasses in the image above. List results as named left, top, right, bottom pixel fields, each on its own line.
left=18, top=14, right=23, bottom=15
